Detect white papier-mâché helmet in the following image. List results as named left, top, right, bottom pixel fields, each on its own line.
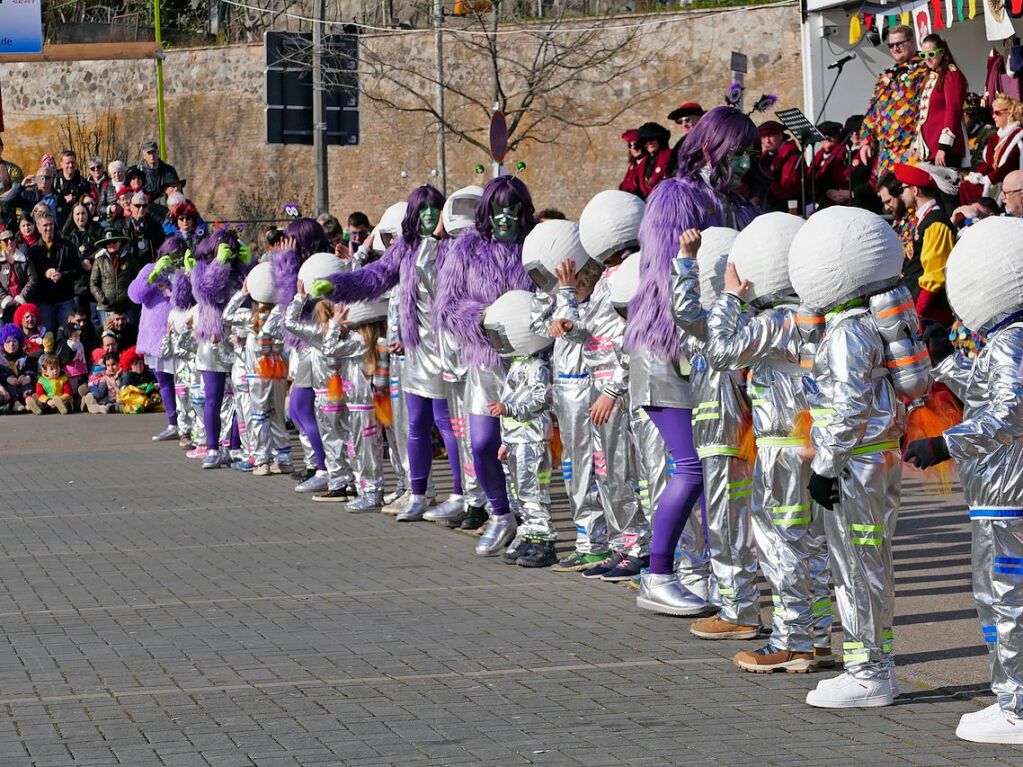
left=247, top=262, right=279, bottom=305
left=946, top=215, right=1023, bottom=332
left=609, top=250, right=642, bottom=318
left=579, top=190, right=646, bottom=264
left=728, top=212, right=804, bottom=304
left=442, top=185, right=483, bottom=236
left=298, top=252, right=345, bottom=286
left=344, top=298, right=389, bottom=328
left=522, top=219, right=591, bottom=293
left=695, top=227, right=739, bottom=310
left=372, top=202, right=408, bottom=254
left=483, top=290, right=554, bottom=358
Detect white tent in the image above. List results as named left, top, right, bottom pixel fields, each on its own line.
left=802, top=1, right=1022, bottom=125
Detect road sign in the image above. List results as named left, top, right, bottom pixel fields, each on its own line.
left=0, top=0, right=44, bottom=55
left=265, top=32, right=359, bottom=146
left=490, top=110, right=508, bottom=163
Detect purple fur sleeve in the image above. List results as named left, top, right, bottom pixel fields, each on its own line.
left=129, top=263, right=172, bottom=358
left=435, top=231, right=532, bottom=370
left=128, top=263, right=161, bottom=306
left=328, top=243, right=401, bottom=304
left=624, top=178, right=722, bottom=358
left=191, top=259, right=233, bottom=342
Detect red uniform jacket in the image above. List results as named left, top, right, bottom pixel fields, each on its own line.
left=810, top=143, right=850, bottom=208
left=917, top=67, right=968, bottom=162
left=761, top=140, right=803, bottom=211
left=619, top=159, right=643, bottom=197
left=637, top=148, right=673, bottom=199
left=959, top=123, right=1023, bottom=204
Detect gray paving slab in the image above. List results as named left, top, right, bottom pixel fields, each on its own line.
left=0, top=413, right=1013, bottom=766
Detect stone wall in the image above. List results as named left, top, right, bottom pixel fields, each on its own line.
left=0, top=3, right=803, bottom=223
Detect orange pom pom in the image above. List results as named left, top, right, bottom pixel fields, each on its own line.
left=904, top=391, right=963, bottom=495
left=790, top=409, right=816, bottom=460
left=550, top=422, right=563, bottom=469
left=327, top=374, right=344, bottom=403
left=737, top=420, right=757, bottom=464
left=374, top=390, right=392, bottom=426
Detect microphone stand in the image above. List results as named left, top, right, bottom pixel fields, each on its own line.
left=816, top=56, right=852, bottom=124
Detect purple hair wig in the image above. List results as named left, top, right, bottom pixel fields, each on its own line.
left=675, top=106, right=759, bottom=193
left=171, top=270, right=194, bottom=310
left=0, top=323, right=25, bottom=348
left=190, top=228, right=248, bottom=342
left=283, top=218, right=331, bottom=261
left=475, top=176, right=536, bottom=243
left=623, top=177, right=721, bottom=358
left=157, top=234, right=188, bottom=260
left=434, top=229, right=533, bottom=369
left=400, top=185, right=446, bottom=245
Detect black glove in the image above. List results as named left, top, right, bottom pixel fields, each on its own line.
left=903, top=437, right=950, bottom=469
left=808, top=472, right=840, bottom=510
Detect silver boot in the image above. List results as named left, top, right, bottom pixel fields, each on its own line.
left=475, top=514, right=517, bottom=557
left=381, top=489, right=409, bottom=516
left=636, top=573, right=710, bottom=616
left=396, top=494, right=429, bottom=522
left=346, top=491, right=384, bottom=513
left=423, top=494, right=466, bottom=525
left=152, top=425, right=179, bottom=442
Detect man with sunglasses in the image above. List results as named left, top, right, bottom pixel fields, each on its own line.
left=858, top=25, right=928, bottom=184
left=116, top=192, right=166, bottom=264
left=666, top=102, right=704, bottom=175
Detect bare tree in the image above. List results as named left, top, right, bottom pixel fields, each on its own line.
left=357, top=3, right=701, bottom=154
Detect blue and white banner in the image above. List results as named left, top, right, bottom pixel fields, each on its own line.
left=0, top=0, right=44, bottom=55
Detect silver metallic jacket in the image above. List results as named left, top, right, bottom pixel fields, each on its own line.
left=499, top=355, right=552, bottom=445
left=284, top=294, right=342, bottom=386
left=558, top=278, right=627, bottom=400
left=403, top=238, right=446, bottom=399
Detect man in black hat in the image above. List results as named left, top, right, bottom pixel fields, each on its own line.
left=666, top=103, right=704, bottom=175
left=137, top=139, right=181, bottom=201
left=90, top=225, right=142, bottom=327
left=636, top=122, right=673, bottom=200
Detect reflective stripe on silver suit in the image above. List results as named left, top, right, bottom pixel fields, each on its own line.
left=560, top=277, right=643, bottom=555
left=707, top=293, right=832, bottom=652
left=500, top=355, right=555, bottom=541
left=285, top=295, right=354, bottom=490
left=808, top=308, right=903, bottom=678
left=671, top=256, right=760, bottom=624
left=224, top=292, right=254, bottom=460
left=334, top=351, right=384, bottom=494
left=942, top=322, right=1023, bottom=714
left=529, top=291, right=605, bottom=552
left=163, top=308, right=198, bottom=440
left=384, top=288, right=410, bottom=490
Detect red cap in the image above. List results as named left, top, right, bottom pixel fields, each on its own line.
left=757, top=120, right=786, bottom=136
left=894, top=163, right=937, bottom=190
left=621, top=129, right=640, bottom=143
left=115, top=186, right=134, bottom=200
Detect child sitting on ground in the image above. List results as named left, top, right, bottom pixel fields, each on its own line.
left=118, top=347, right=162, bottom=414
left=26, top=354, right=73, bottom=415
left=55, top=322, right=89, bottom=406
left=0, top=324, right=33, bottom=413
left=82, top=352, right=121, bottom=414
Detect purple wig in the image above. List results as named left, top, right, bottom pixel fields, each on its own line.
left=0, top=323, right=25, bottom=348
left=623, top=178, right=720, bottom=358
left=171, top=271, right=194, bottom=311
left=475, top=176, right=535, bottom=243
left=157, top=233, right=189, bottom=261
left=284, top=217, right=331, bottom=260
left=434, top=228, right=533, bottom=369
left=191, top=228, right=248, bottom=342
left=675, top=106, right=759, bottom=192
left=400, top=185, right=446, bottom=246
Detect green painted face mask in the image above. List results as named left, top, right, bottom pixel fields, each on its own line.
left=727, top=150, right=752, bottom=188
left=419, top=206, right=440, bottom=236
left=490, top=203, right=521, bottom=243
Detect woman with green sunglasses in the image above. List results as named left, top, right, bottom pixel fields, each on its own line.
left=915, top=33, right=969, bottom=169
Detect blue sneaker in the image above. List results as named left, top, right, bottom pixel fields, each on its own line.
left=230, top=460, right=254, bottom=472
left=202, top=452, right=225, bottom=470
left=581, top=552, right=626, bottom=579
left=601, top=555, right=648, bottom=583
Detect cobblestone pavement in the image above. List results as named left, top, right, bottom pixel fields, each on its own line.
left=0, top=414, right=1018, bottom=767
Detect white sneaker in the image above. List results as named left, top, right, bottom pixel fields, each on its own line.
left=295, top=470, right=329, bottom=494
left=381, top=489, right=409, bottom=516
left=956, top=702, right=1023, bottom=744
left=805, top=671, right=895, bottom=708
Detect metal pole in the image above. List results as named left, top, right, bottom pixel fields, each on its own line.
left=434, top=0, right=447, bottom=194
left=312, top=0, right=329, bottom=214
left=153, top=0, right=167, bottom=160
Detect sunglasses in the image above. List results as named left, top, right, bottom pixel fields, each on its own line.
left=918, top=48, right=944, bottom=60
left=993, top=108, right=1011, bottom=116
left=676, top=116, right=699, bottom=125
left=887, top=39, right=910, bottom=49
left=133, top=204, right=148, bottom=209
left=627, top=142, right=641, bottom=149
left=89, top=165, right=102, bottom=171
left=83, top=200, right=96, bottom=206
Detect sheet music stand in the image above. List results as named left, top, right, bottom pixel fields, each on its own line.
left=775, top=108, right=825, bottom=215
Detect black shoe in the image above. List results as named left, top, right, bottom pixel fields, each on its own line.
left=292, top=468, right=316, bottom=482
left=517, top=540, right=557, bottom=568
left=581, top=551, right=626, bottom=579
left=501, top=537, right=525, bottom=565
left=344, top=483, right=358, bottom=496
left=311, top=488, right=349, bottom=503
left=459, top=504, right=488, bottom=530
left=601, top=555, right=648, bottom=582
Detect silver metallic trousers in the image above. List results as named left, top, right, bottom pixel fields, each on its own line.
left=232, top=360, right=252, bottom=460
left=346, top=400, right=384, bottom=493
left=507, top=440, right=555, bottom=542
left=174, top=358, right=196, bottom=440
left=751, top=445, right=832, bottom=653
left=314, top=389, right=353, bottom=491
left=447, top=378, right=487, bottom=508
left=187, top=359, right=207, bottom=446
left=247, top=375, right=291, bottom=467
left=593, top=399, right=642, bottom=556
left=387, top=358, right=410, bottom=493
left=553, top=379, right=607, bottom=554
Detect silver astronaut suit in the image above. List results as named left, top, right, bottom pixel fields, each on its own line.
left=936, top=322, right=1023, bottom=714
left=499, top=355, right=555, bottom=542
left=672, top=256, right=760, bottom=626
left=192, top=305, right=237, bottom=451
left=226, top=294, right=253, bottom=461
left=162, top=307, right=201, bottom=445
left=529, top=290, right=607, bottom=553
left=560, top=268, right=644, bottom=557
left=223, top=293, right=291, bottom=469
left=707, top=294, right=833, bottom=654
left=284, top=294, right=354, bottom=492
left=384, top=286, right=410, bottom=496
left=807, top=306, right=903, bottom=679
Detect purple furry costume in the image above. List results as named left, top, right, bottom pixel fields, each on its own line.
left=433, top=176, right=535, bottom=517
left=190, top=229, right=253, bottom=453
left=269, top=218, right=332, bottom=472
left=625, top=106, right=760, bottom=575
left=128, top=235, right=189, bottom=428
left=325, top=186, right=462, bottom=497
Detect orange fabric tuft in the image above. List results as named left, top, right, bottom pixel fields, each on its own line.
left=374, top=390, right=392, bottom=426
left=904, top=391, right=964, bottom=495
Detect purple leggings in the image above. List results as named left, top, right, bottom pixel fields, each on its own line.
left=155, top=371, right=176, bottom=426
left=645, top=406, right=704, bottom=575
left=288, top=385, right=326, bottom=470
left=202, top=371, right=226, bottom=451
left=406, top=392, right=463, bottom=496
left=469, top=413, right=509, bottom=516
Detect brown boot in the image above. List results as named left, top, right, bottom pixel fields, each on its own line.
left=814, top=646, right=836, bottom=668
left=53, top=397, right=69, bottom=415
left=691, top=615, right=761, bottom=640
left=734, top=644, right=818, bottom=674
